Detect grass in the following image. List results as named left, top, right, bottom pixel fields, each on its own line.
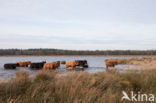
left=0, top=69, right=156, bottom=103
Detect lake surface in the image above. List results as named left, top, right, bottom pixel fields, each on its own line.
left=0, top=56, right=140, bottom=81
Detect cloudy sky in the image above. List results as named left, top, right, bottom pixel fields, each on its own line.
left=0, top=0, right=156, bottom=50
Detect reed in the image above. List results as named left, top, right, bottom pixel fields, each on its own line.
left=0, top=69, right=156, bottom=103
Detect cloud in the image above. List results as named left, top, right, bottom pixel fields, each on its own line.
left=0, top=0, right=156, bottom=49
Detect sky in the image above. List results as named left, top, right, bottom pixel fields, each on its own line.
left=0, top=0, right=156, bottom=50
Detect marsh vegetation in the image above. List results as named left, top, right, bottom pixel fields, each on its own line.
left=0, top=68, right=156, bottom=103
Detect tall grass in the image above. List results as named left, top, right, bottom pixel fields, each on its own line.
left=0, top=69, right=156, bottom=103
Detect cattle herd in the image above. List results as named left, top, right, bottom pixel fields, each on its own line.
left=3, top=60, right=89, bottom=70
left=3, top=59, right=118, bottom=70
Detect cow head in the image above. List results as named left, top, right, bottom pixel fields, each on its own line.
left=83, top=60, right=88, bottom=64
left=16, top=63, right=19, bottom=66
left=74, top=61, right=79, bottom=66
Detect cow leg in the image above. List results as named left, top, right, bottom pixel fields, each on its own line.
left=53, top=65, right=56, bottom=70
left=106, top=65, right=109, bottom=69
left=113, top=65, right=115, bottom=68
left=72, top=66, right=74, bottom=70
left=106, top=66, right=109, bottom=72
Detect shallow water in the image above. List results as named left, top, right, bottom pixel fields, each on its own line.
left=0, top=56, right=140, bottom=81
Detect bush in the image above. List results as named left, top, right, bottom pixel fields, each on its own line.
left=34, top=70, right=55, bottom=82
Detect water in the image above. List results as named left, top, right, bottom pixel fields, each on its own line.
left=0, top=56, right=139, bottom=80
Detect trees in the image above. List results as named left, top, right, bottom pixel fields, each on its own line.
left=0, top=49, right=155, bottom=55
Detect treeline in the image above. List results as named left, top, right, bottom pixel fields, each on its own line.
left=0, top=49, right=156, bottom=55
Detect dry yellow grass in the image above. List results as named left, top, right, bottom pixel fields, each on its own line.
left=0, top=69, right=156, bottom=103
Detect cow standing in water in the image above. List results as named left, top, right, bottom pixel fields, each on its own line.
left=105, top=59, right=118, bottom=69
left=18, top=61, right=31, bottom=67
left=30, top=61, right=46, bottom=69
left=44, top=61, right=60, bottom=70
left=66, top=61, right=79, bottom=70
left=76, top=60, right=88, bottom=68
left=4, top=63, right=19, bottom=69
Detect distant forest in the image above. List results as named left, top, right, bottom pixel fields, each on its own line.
left=0, top=49, right=156, bottom=55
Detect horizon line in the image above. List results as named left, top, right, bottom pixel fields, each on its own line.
left=0, top=48, right=156, bottom=51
